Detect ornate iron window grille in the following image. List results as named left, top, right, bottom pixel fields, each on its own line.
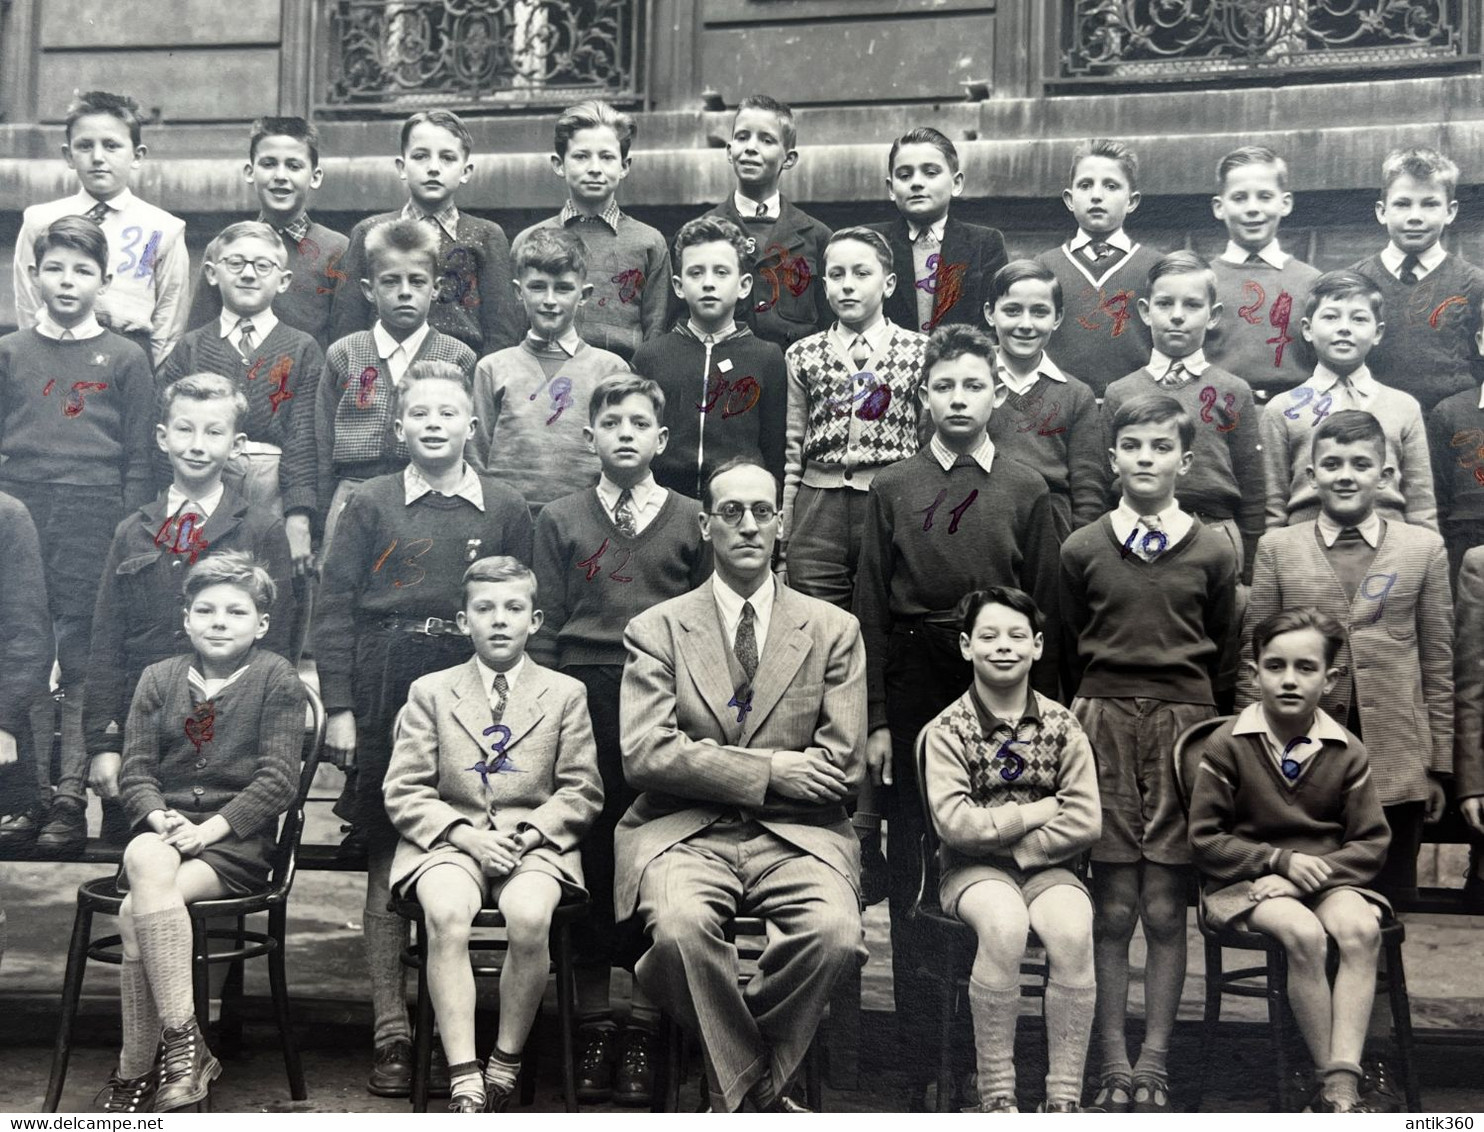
left=314, top=0, right=645, bottom=114
left=1057, top=0, right=1477, bottom=86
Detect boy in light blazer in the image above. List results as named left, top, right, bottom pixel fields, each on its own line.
left=383, top=555, right=603, bottom=1113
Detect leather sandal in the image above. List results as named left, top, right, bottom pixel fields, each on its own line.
left=1087, top=1070, right=1133, bottom=1113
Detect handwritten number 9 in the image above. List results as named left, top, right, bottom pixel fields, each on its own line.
left=1357, top=572, right=1397, bottom=625
left=546, top=377, right=573, bottom=425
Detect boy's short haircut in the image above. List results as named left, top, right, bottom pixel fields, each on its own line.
left=733, top=94, right=797, bottom=151
left=182, top=549, right=277, bottom=612
left=514, top=227, right=589, bottom=280
left=160, top=372, right=250, bottom=433
left=206, top=220, right=287, bottom=265
left=887, top=126, right=959, bottom=174
left=1303, top=268, right=1384, bottom=322
left=1309, top=408, right=1387, bottom=462
left=1381, top=146, right=1459, bottom=199
left=65, top=90, right=144, bottom=148
left=588, top=374, right=666, bottom=424
left=1069, top=138, right=1138, bottom=192
left=1147, top=249, right=1217, bottom=305
left=701, top=455, right=776, bottom=510
left=1217, top=144, right=1289, bottom=192
left=1252, top=606, right=1347, bottom=666
left=672, top=216, right=749, bottom=271
left=249, top=115, right=320, bottom=166
left=399, top=109, right=473, bottom=157
left=825, top=227, right=893, bottom=274
left=989, top=259, right=1063, bottom=314
left=364, top=217, right=440, bottom=276
left=1110, top=392, right=1195, bottom=453
left=34, top=215, right=109, bottom=274
left=923, top=324, right=996, bottom=381
left=553, top=99, right=637, bottom=159
left=957, top=586, right=1045, bottom=637
left=394, top=359, right=472, bottom=415
left=463, top=554, right=538, bottom=605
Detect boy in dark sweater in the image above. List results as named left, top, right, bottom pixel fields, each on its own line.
left=1035, top=139, right=1161, bottom=398
left=867, top=127, right=1008, bottom=334
left=0, top=493, right=53, bottom=846
left=1104, top=250, right=1263, bottom=586
left=1060, top=394, right=1235, bottom=1113
left=186, top=117, right=349, bottom=349
left=85, top=373, right=293, bottom=842
left=472, top=228, right=630, bottom=511
left=329, top=110, right=521, bottom=357
left=314, top=361, right=532, bottom=1097
left=1427, top=342, right=1484, bottom=579
left=852, top=325, right=1060, bottom=1098
left=633, top=216, right=787, bottom=498
left=531, top=374, right=707, bottom=1104
left=303, top=219, right=477, bottom=552
left=1205, top=146, right=1321, bottom=402
left=678, top=95, right=832, bottom=351
left=1191, top=608, right=1389, bottom=1113
left=512, top=100, right=670, bottom=363
left=0, top=215, right=156, bottom=850
left=984, top=259, right=1105, bottom=538
left=1350, top=146, right=1484, bottom=415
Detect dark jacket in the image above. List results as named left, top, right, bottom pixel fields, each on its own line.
left=867, top=215, right=1009, bottom=333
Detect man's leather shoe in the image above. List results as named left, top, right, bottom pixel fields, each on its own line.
left=0, top=811, right=41, bottom=846
left=36, top=800, right=86, bottom=851
left=613, top=1026, right=655, bottom=1107
left=367, top=1038, right=413, bottom=1097
left=428, top=1043, right=451, bottom=1097
left=575, top=1025, right=617, bottom=1102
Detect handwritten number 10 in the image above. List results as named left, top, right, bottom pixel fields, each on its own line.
left=919, top=488, right=978, bottom=533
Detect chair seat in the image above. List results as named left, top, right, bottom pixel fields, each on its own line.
left=78, top=874, right=283, bottom=919
left=1203, top=913, right=1406, bottom=952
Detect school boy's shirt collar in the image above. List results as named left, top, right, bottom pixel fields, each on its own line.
left=373, top=320, right=431, bottom=371
left=597, top=472, right=664, bottom=524
left=996, top=352, right=1067, bottom=399
left=188, top=660, right=254, bottom=701
left=1232, top=701, right=1349, bottom=784
left=35, top=311, right=104, bottom=340
left=1316, top=510, right=1383, bottom=549
left=258, top=212, right=311, bottom=244
left=829, top=316, right=890, bottom=358
left=907, top=216, right=948, bottom=245
left=1069, top=228, right=1132, bottom=254
left=403, top=462, right=485, bottom=510
left=1381, top=242, right=1446, bottom=281
left=166, top=483, right=226, bottom=521
left=734, top=190, right=782, bottom=221
left=218, top=308, right=279, bottom=348
left=475, top=654, right=525, bottom=704
left=711, top=572, right=775, bottom=654
left=968, top=683, right=1041, bottom=743
left=559, top=198, right=623, bottom=234
left=1220, top=240, right=1289, bottom=269
left=524, top=326, right=583, bottom=356
left=1149, top=347, right=1210, bottom=382
left=928, top=432, right=996, bottom=475
left=1112, top=497, right=1194, bottom=548
left=1310, top=362, right=1377, bottom=400
left=74, top=187, right=136, bottom=216
left=683, top=318, right=742, bottom=344
left=400, top=199, right=460, bottom=242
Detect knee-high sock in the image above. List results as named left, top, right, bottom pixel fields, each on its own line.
left=364, top=910, right=411, bottom=1047
left=119, top=955, right=163, bottom=1078
left=132, top=907, right=195, bottom=1030
left=1044, top=980, right=1097, bottom=1106
left=968, top=976, right=1021, bottom=1105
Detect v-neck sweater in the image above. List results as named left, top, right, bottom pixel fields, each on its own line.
left=1036, top=240, right=1162, bottom=397
left=530, top=486, right=708, bottom=667
left=1059, top=515, right=1237, bottom=704
left=1189, top=719, right=1389, bottom=892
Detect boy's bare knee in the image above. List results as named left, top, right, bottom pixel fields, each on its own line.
left=422, top=899, right=475, bottom=942
left=1095, top=897, right=1139, bottom=941
left=502, top=904, right=554, bottom=949
left=122, top=833, right=176, bottom=886
left=1138, top=892, right=1187, bottom=940
left=1331, top=913, right=1380, bottom=956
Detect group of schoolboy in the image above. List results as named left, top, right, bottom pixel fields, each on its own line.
left=0, top=83, right=1480, bottom=1117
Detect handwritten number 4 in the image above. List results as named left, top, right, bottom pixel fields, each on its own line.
left=919, top=488, right=978, bottom=533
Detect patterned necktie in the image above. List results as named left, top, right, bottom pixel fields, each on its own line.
left=850, top=334, right=871, bottom=371
left=916, top=227, right=939, bottom=251
left=734, top=601, right=759, bottom=682
left=491, top=672, right=509, bottom=726
left=1157, top=360, right=1188, bottom=389
left=1137, top=513, right=1165, bottom=561
left=1399, top=254, right=1421, bottom=285
left=1337, top=526, right=1365, bottom=544
left=755, top=200, right=768, bottom=219
left=84, top=200, right=109, bottom=225
left=236, top=317, right=256, bottom=361
left=613, top=488, right=636, bottom=538
left=1337, top=377, right=1357, bottom=410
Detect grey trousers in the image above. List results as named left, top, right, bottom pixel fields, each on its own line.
left=635, top=820, right=864, bottom=1112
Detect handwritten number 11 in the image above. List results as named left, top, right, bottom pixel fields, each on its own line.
left=919, top=488, right=978, bottom=533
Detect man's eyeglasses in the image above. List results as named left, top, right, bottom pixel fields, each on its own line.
left=216, top=255, right=282, bottom=276
left=708, top=502, right=779, bottom=526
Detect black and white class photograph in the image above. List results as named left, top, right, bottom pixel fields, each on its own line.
left=0, top=0, right=1482, bottom=1117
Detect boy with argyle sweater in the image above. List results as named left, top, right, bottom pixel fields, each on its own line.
left=782, top=227, right=927, bottom=607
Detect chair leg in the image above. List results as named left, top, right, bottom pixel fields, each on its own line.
left=554, top=923, right=579, bottom=1112
left=267, top=904, right=307, bottom=1100
left=1266, top=949, right=1291, bottom=1112
left=805, top=1035, right=824, bottom=1112
left=824, top=963, right=861, bottom=1090
left=936, top=977, right=956, bottom=1113
left=217, top=916, right=246, bottom=1057
left=1384, top=936, right=1422, bottom=1113
left=665, top=1017, right=684, bottom=1113
left=44, top=903, right=94, bottom=1112
left=1195, top=939, right=1223, bottom=1113
left=411, top=925, right=434, bottom=1113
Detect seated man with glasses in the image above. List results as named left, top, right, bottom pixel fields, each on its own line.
left=615, top=456, right=868, bottom=1113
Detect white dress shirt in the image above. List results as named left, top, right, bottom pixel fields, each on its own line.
left=734, top=190, right=781, bottom=220
left=218, top=308, right=279, bottom=356
left=996, top=351, right=1069, bottom=400
left=1316, top=510, right=1383, bottom=549
left=475, top=654, right=525, bottom=709
left=712, top=573, right=775, bottom=657
left=1220, top=240, right=1289, bottom=269
left=597, top=473, right=666, bottom=535
left=1380, top=242, right=1446, bottom=282
left=373, top=320, right=431, bottom=385
left=928, top=432, right=996, bottom=474
left=1148, top=347, right=1211, bottom=383
left=1111, top=497, right=1194, bottom=558
left=166, top=483, right=226, bottom=519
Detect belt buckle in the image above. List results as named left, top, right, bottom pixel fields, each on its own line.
left=422, top=617, right=439, bottom=635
